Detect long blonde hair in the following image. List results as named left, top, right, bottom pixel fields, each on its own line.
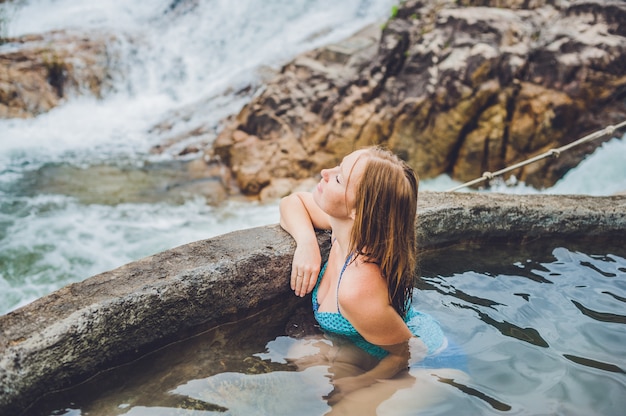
left=348, top=147, right=419, bottom=318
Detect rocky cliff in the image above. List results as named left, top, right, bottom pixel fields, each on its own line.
left=2, top=0, right=625, bottom=200
left=211, top=0, right=626, bottom=196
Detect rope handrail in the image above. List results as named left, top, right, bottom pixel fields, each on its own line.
left=446, top=120, right=626, bottom=192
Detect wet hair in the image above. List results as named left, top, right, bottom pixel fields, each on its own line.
left=348, top=147, right=419, bottom=318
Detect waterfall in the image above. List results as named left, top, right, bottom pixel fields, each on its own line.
left=0, top=0, right=623, bottom=315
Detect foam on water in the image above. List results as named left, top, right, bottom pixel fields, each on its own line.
left=547, top=136, right=626, bottom=196
left=0, top=96, right=165, bottom=163
left=0, top=0, right=624, bottom=315
left=1, top=0, right=397, bottom=161
left=423, top=133, right=626, bottom=195
left=2, top=3, right=626, bottom=414
left=1, top=195, right=279, bottom=312
left=5, top=0, right=169, bottom=35
left=1, top=0, right=398, bottom=315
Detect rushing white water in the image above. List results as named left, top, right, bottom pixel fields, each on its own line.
left=0, top=0, right=624, bottom=316
left=0, top=0, right=399, bottom=314
left=423, top=135, right=626, bottom=194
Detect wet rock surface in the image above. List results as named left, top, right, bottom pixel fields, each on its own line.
left=0, top=191, right=625, bottom=414
left=3, top=0, right=624, bottom=202
left=0, top=30, right=116, bottom=118
left=0, top=1, right=624, bottom=413
left=212, top=0, right=626, bottom=196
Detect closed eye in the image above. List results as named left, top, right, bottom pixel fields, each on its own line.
left=335, top=175, right=341, bottom=184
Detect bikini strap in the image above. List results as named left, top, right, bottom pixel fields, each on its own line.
left=336, top=252, right=353, bottom=313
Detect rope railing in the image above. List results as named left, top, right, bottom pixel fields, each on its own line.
left=446, top=120, right=626, bottom=192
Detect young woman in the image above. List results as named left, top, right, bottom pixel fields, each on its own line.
left=279, top=147, right=454, bottom=405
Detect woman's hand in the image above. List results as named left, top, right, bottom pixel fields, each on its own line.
left=290, top=242, right=321, bottom=297
left=280, top=192, right=329, bottom=297
left=328, top=374, right=373, bottom=403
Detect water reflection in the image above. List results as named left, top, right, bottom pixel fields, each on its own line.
left=30, top=238, right=626, bottom=416
left=418, top=238, right=626, bottom=416
left=173, top=366, right=332, bottom=415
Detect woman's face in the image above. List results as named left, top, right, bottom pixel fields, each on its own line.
left=313, top=150, right=368, bottom=220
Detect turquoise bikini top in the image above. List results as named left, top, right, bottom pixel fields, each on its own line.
left=312, top=255, right=445, bottom=359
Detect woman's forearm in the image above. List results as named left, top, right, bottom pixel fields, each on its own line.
left=364, top=352, right=408, bottom=381
left=352, top=347, right=409, bottom=387
left=279, top=193, right=323, bottom=296
left=279, top=193, right=318, bottom=245
left=332, top=341, right=410, bottom=395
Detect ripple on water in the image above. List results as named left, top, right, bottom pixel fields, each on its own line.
left=23, top=238, right=624, bottom=416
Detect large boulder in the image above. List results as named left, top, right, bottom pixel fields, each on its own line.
left=211, top=0, right=626, bottom=196
left=1, top=192, right=625, bottom=414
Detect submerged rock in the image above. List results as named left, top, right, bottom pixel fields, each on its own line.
left=211, top=0, right=626, bottom=196
left=15, top=158, right=236, bottom=206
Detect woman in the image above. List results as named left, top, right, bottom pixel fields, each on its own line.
left=279, top=147, right=452, bottom=404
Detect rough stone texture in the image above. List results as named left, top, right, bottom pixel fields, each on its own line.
left=416, top=191, right=626, bottom=249
left=3, top=0, right=625, bottom=201
left=0, top=30, right=115, bottom=118
left=211, top=0, right=626, bottom=196
left=0, top=192, right=625, bottom=414
left=0, top=225, right=331, bottom=414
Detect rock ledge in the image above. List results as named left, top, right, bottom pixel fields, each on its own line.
left=0, top=192, right=624, bottom=414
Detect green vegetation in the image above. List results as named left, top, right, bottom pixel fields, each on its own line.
left=382, top=2, right=402, bottom=30
left=391, top=4, right=399, bottom=18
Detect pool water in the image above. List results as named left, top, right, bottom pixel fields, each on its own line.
left=29, top=238, right=626, bottom=416
left=416, top=239, right=626, bottom=416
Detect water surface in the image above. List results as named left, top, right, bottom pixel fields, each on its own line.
left=29, top=238, right=626, bottom=415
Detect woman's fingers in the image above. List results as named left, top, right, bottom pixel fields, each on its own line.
left=291, top=267, right=305, bottom=296
left=305, top=272, right=318, bottom=294
left=291, top=265, right=320, bottom=297
left=292, top=268, right=304, bottom=296
left=293, top=268, right=306, bottom=297
left=290, top=244, right=321, bottom=296
left=290, top=268, right=297, bottom=291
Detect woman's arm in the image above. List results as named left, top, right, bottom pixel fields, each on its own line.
left=330, top=262, right=426, bottom=397
left=279, top=192, right=331, bottom=296
left=329, top=340, right=411, bottom=399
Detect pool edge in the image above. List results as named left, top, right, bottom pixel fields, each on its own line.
left=1, top=192, right=624, bottom=414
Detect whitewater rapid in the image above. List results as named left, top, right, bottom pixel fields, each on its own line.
left=0, top=0, right=624, bottom=315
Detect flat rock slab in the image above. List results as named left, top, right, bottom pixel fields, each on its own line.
left=1, top=192, right=625, bottom=414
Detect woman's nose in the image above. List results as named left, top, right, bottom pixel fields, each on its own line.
left=320, top=168, right=330, bottom=180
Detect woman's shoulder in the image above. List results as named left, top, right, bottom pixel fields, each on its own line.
left=338, top=257, right=413, bottom=345
left=339, top=259, right=387, bottom=305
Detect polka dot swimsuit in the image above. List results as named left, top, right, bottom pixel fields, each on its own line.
left=312, top=257, right=445, bottom=359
